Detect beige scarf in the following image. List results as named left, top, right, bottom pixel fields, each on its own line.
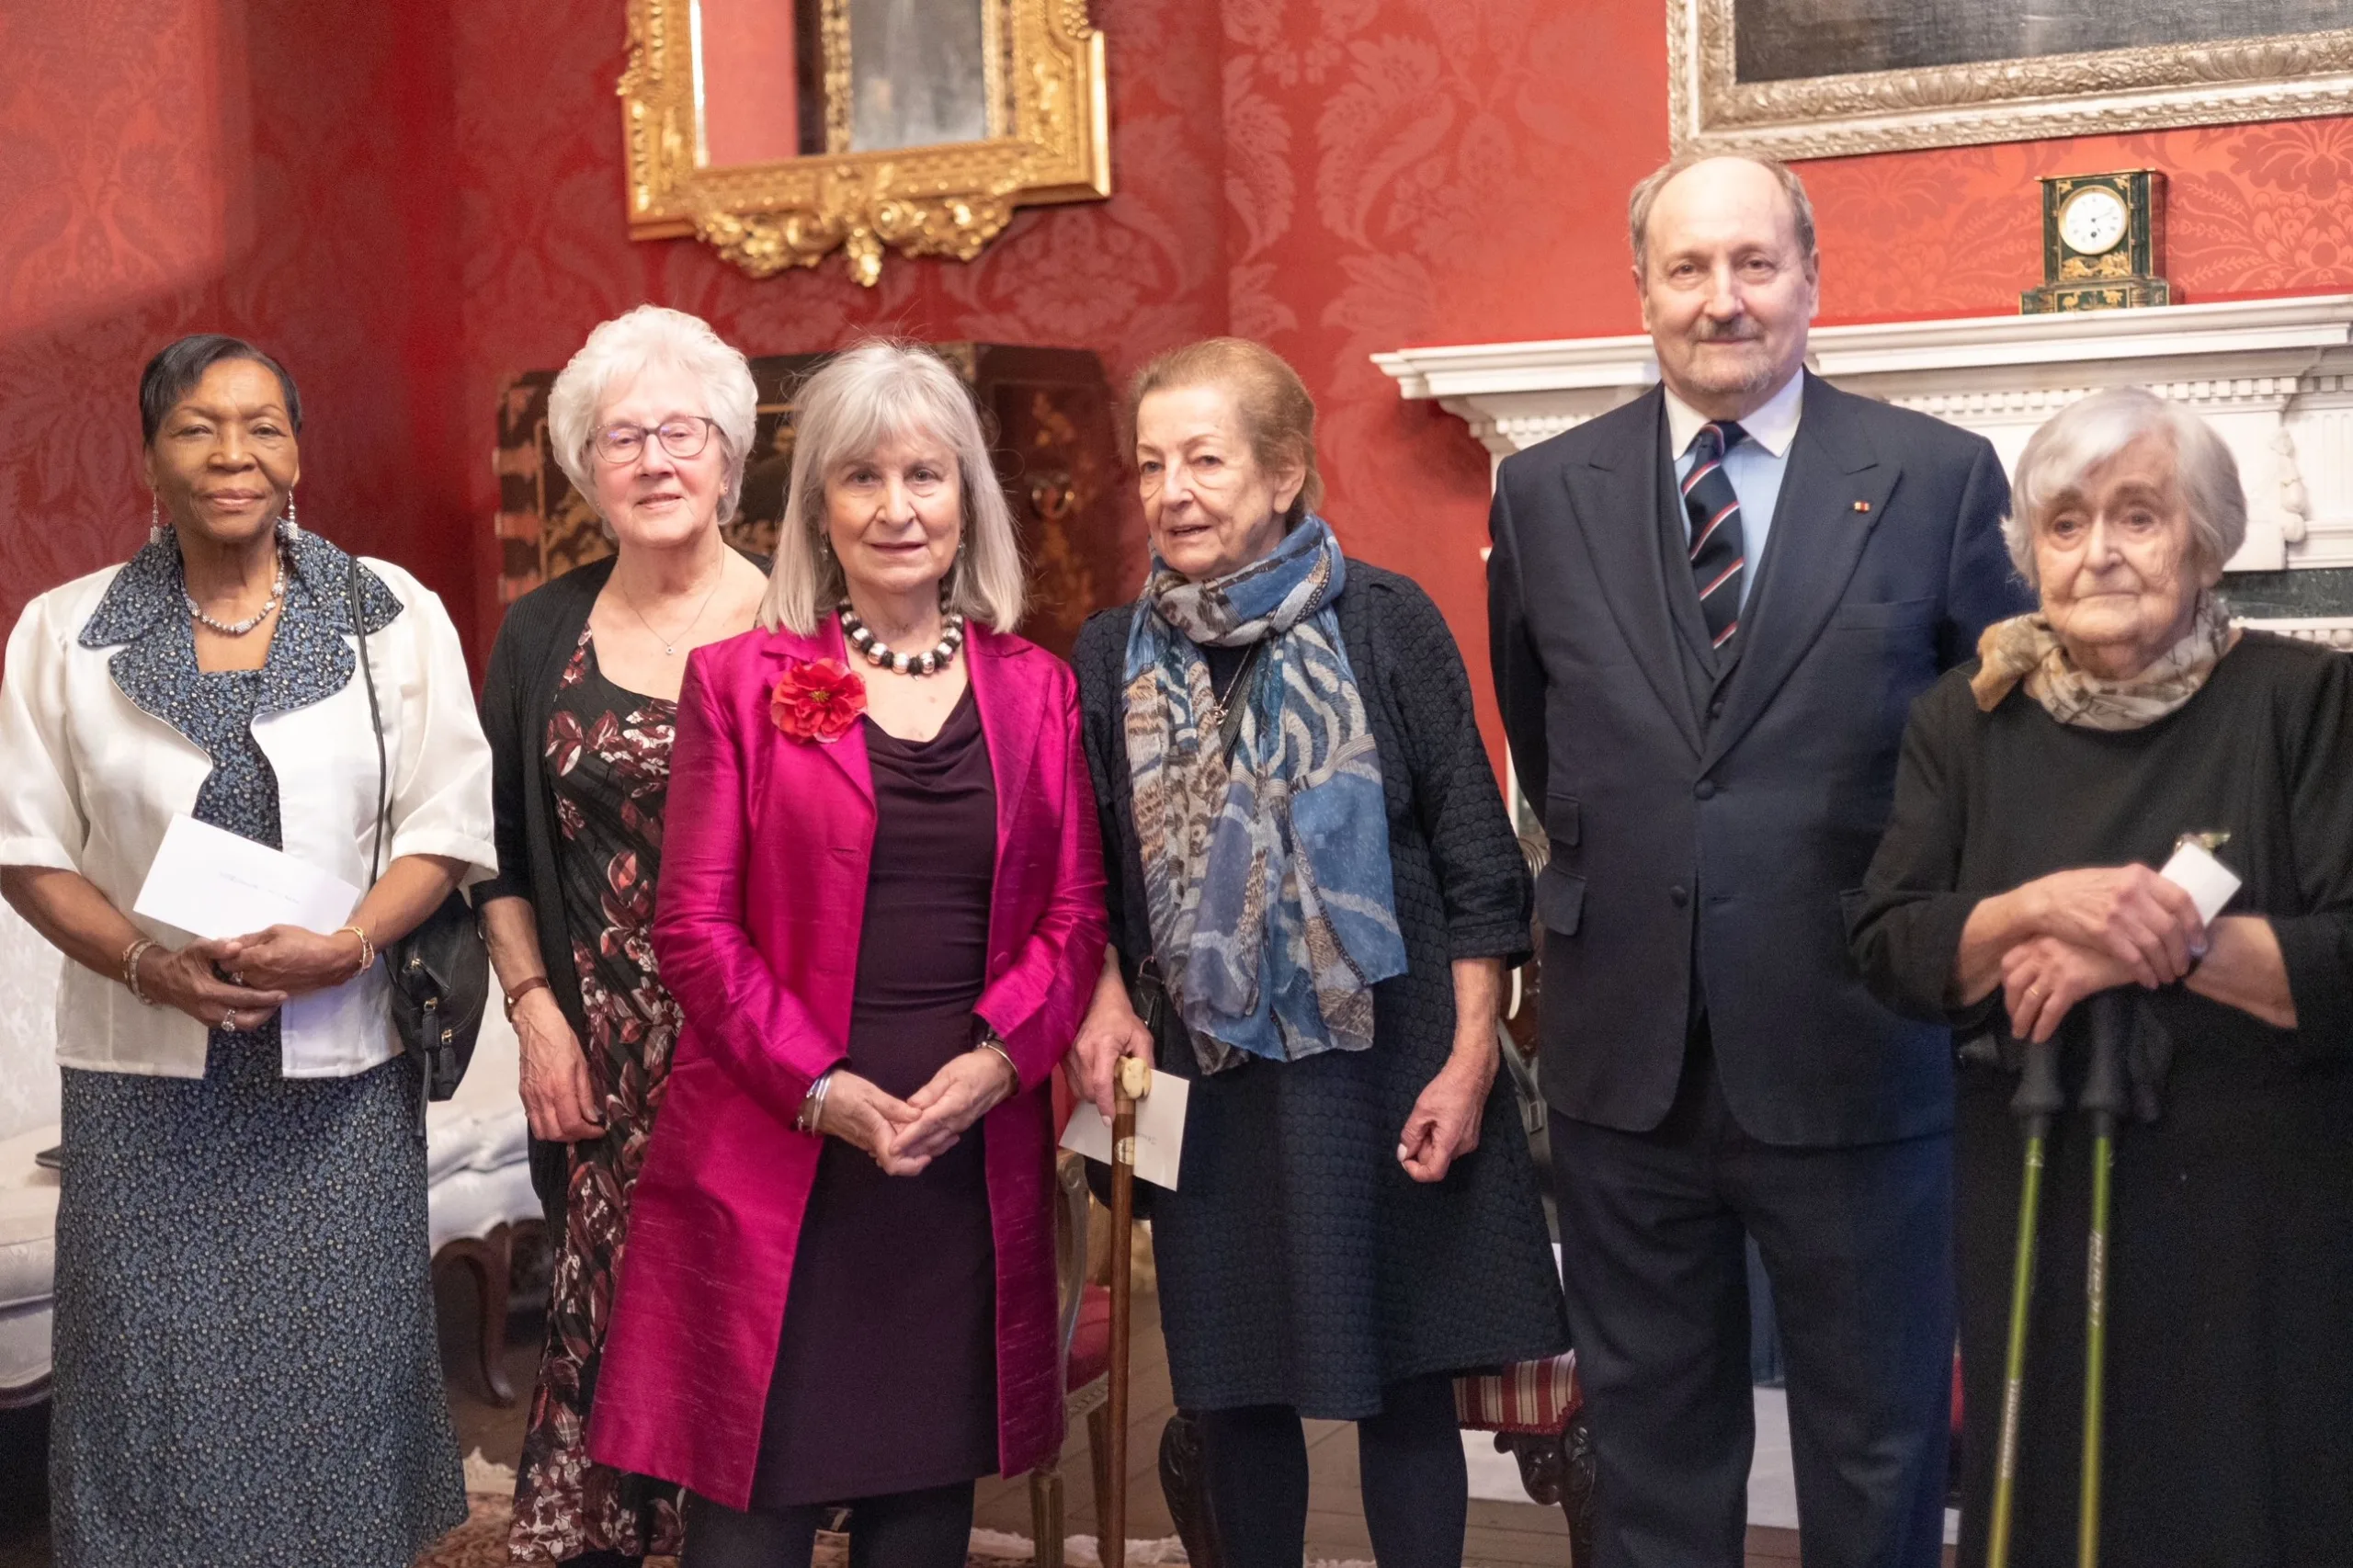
left=1971, top=591, right=2239, bottom=731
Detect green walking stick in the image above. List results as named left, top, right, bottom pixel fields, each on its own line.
left=2075, top=994, right=2131, bottom=1568
left=1988, top=1030, right=2063, bottom=1568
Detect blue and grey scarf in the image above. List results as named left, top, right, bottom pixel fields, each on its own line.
left=1122, top=517, right=1407, bottom=1074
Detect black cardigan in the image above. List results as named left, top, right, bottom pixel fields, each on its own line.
left=477, top=551, right=764, bottom=1218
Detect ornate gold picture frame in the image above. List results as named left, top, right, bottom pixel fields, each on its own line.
left=620, top=0, right=1110, bottom=285
left=1668, top=0, right=2353, bottom=161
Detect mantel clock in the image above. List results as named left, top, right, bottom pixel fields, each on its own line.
left=2021, top=170, right=2171, bottom=314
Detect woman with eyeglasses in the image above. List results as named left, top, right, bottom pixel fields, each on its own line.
left=478, top=306, right=770, bottom=1567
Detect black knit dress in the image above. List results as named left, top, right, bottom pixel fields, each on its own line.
left=1850, top=634, right=2353, bottom=1568
left=1073, top=563, right=1569, bottom=1418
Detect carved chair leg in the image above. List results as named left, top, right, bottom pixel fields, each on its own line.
left=1029, top=1466, right=1066, bottom=1568
left=1563, top=1407, right=1597, bottom=1568
left=1158, top=1409, right=1219, bottom=1568
left=434, top=1229, right=517, bottom=1407
left=1086, top=1404, right=1115, bottom=1566
left=474, top=1224, right=517, bottom=1407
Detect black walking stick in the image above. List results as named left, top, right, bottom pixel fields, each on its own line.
left=2075, top=994, right=2131, bottom=1568
left=1987, top=1028, right=2063, bottom=1568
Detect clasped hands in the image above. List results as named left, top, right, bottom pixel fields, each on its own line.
left=813, top=1047, right=1020, bottom=1176
left=136, top=924, right=369, bottom=1034
left=1997, top=865, right=2205, bottom=1043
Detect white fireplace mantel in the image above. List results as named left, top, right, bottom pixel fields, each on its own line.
left=1375, top=294, right=2353, bottom=579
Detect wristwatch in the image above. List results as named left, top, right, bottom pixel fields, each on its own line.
left=503, top=975, right=552, bottom=1020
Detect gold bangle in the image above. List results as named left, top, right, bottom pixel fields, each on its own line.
left=121, top=937, right=159, bottom=1006
left=337, top=924, right=375, bottom=978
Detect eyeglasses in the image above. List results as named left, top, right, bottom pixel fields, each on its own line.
left=592, top=416, right=718, bottom=464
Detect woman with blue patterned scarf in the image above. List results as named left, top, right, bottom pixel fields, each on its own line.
left=1069, top=338, right=1567, bottom=1568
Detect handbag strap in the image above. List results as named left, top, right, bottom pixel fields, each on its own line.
left=347, top=556, right=391, bottom=886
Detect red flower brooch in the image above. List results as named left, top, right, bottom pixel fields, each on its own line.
left=771, top=657, right=868, bottom=744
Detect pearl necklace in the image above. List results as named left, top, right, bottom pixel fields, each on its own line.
left=840, top=601, right=966, bottom=676
left=186, top=550, right=289, bottom=637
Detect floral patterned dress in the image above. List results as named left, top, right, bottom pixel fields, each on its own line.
left=510, top=629, right=685, bottom=1562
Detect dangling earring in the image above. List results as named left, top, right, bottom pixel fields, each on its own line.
left=148, top=494, right=165, bottom=547
left=278, top=491, right=301, bottom=542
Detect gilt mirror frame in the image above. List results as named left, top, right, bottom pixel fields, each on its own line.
left=1668, top=0, right=2353, bottom=161
left=620, top=0, right=1109, bottom=285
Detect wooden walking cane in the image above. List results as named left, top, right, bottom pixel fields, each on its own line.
left=1104, top=1055, right=1151, bottom=1568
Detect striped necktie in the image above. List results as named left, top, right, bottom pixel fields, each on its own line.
left=1683, top=420, right=1748, bottom=652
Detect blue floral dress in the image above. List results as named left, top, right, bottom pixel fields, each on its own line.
left=51, top=533, right=466, bottom=1567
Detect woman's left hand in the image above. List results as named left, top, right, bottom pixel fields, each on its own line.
left=2001, top=935, right=2138, bottom=1043
left=892, top=1048, right=1020, bottom=1165
left=215, top=925, right=366, bottom=998
left=1398, top=1040, right=1497, bottom=1185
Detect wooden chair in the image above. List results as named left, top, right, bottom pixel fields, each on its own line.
left=1030, top=1150, right=1114, bottom=1568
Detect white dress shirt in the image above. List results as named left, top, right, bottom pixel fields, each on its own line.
left=0, top=546, right=495, bottom=1079
left=1665, top=370, right=1805, bottom=610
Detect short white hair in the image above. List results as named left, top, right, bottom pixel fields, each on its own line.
left=757, top=340, right=1026, bottom=637
left=546, top=305, right=759, bottom=526
left=2006, top=387, right=2245, bottom=592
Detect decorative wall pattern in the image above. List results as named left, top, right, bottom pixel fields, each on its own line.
left=6, top=0, right=2353, bottom=762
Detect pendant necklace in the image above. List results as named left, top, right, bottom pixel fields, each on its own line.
left=620, top=565, right=725, bottom=656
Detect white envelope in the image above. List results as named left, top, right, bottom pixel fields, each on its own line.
left=132, top=813, right=363, bottom=942
left=2160, top=838, right=2242, bottom=925
left=1060, top=1068, right=1190, bottom=1190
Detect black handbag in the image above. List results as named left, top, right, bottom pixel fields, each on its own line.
left=349, top=558, right=488, bottom=1102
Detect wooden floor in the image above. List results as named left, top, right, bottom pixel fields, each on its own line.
left=0, top=1274, right=1821, bottom=1567
left=972, top=1290, right=1811, bottom=1568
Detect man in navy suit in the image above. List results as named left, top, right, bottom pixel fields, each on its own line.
left=1488, top=153, right=2029, bottom=1567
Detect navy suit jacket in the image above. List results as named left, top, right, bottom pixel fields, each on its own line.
left=1488, top=372, right=2030, bottom=1148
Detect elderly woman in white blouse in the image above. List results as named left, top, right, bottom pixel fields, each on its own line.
left=0, top=334, right=494, bottom=1567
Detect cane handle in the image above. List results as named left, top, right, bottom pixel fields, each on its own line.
left=1117, top=1056, right=1152, bottom=1099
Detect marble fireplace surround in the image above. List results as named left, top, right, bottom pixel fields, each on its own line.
left=1377, top=294, right=2353, bottom=646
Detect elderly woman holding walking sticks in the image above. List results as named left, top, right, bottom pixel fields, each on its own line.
left=1850, top=386, right=2353, bottom=1568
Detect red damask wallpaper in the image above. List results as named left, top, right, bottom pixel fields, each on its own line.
left=6, top=0, right=2353, bottom=764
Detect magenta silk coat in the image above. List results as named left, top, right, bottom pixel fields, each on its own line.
left=586, top=616, right=1108, bottom=1510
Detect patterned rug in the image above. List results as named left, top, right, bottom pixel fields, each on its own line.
left=420, top=1458, right=1199, bottom=1568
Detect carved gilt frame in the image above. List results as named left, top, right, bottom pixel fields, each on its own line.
left=1668, top=0, right=2353, bottom=161
left=620, top=0, right=1109, bottom=285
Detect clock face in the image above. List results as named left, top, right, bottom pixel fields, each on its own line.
left=2059, top=187, right=2129, bottom=256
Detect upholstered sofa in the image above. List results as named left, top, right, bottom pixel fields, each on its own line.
left=0, top=902, right=540, bottom=1408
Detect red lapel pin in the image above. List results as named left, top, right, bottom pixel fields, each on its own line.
left=1852, top=500, right=1872, bottom=513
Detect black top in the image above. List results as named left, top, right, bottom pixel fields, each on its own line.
left=1850, top=632, right=2353, bottom=1049
left=1074, top=563, right=1566, bottom=1416
left=1849, top=635, right=2353, bottom=1567
left=756, top=685, right=1001, bottom=1505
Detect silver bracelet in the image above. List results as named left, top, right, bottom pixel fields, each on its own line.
left=795, top=1068, right=837, bottom=1136
left=975, top=1035, right=1019, bottom=1093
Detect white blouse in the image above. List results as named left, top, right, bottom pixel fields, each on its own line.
left=0, top=546, right=496, bottom=1079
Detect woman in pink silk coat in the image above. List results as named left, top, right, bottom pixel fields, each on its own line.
left=590, top=342, right=1108, bottom=1568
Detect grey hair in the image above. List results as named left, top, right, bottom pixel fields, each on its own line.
left=757, top=340, right=1026, bottom=636
left=2005, top=387, right=2245, bottom=591
left=546, top=305, right=759, bottom=528
left=1629, top=152, right=1819, bottom=278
